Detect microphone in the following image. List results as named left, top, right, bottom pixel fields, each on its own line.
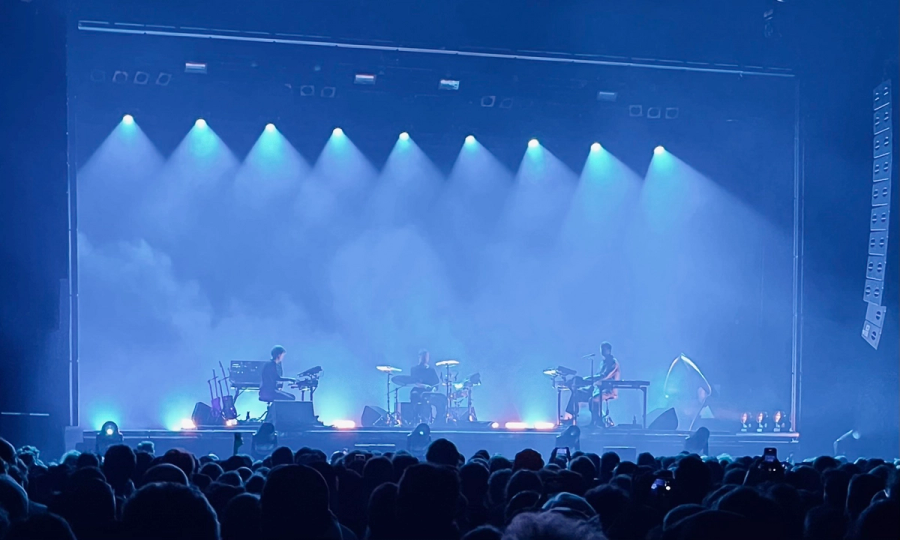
left=582, top=353, right=596, bottom=358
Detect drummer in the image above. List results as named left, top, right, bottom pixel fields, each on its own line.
left=410, top=350, right=443, bottom=424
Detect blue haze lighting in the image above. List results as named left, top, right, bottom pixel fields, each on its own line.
left=528, top=139, right=539, bottom=149
left=333, top=127, right=344, bottom=137
left=399, top=132, right=410, bottom=141
left=654, top=145, right=665, bottom=155
left=122, top=114, right=134, bottom=125
left=195, top=118, right=208, bottom=129
left=465, top=135, right=476, bottom=145
left=591, top=142, right=602, bottom=152
left=265, top=123, right=276, bottom=132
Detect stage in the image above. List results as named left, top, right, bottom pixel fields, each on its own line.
left=75, top=426, right=800, bottom=461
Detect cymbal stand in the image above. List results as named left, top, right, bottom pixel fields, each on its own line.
left=554, top=375, right=564, bottom=427
left=443, top=365, right=454, bottom=424
left=383, top=371, right=393, bottom=425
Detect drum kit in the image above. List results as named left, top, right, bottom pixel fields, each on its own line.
left=374, top=360, right=481, bottom=427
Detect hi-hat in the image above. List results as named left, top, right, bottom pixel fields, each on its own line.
left=435, top=359, right=460, bottom=367
left=376, top=365, right=401, bottom=373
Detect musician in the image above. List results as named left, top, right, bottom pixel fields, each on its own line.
left=260, top=346, right=295, bottom=402
left=565, top=341, right=620, bottom=426
left=410, top=350, right=444, bottom=424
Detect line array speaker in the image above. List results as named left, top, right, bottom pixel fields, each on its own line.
left=862, top=81, right=893, bottom=349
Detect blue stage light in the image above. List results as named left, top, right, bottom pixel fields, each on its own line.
left=122, top=114, right=134, bottom=125
left=591, top=142, right=602, bottom=152
left=195, top=118, right=207, bottom=129
left=399, top=132, right=410, bottom=141
left=465, top=135, right=476, bottom=145
left=333, top=127, right=344, bottom=137
left=654, top=145, right=665, bottom=155
left=265, top=123, right=276, bottom=132
left=528, top=138, right=539, bottom=149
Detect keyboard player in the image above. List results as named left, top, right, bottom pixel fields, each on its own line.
left=564, top=341, right=620, bottom=426
left=259, top=346, right=296, bottom=402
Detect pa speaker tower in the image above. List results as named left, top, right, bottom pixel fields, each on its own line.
left=863, top=81, right=893, bottom=349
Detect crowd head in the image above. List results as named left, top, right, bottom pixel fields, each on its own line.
left=0, top=435, right=897, bottom=540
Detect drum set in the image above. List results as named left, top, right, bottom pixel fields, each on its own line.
left=374, top=360, right=481, bottom=427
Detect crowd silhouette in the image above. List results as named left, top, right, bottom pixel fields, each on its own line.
left=0, top=435, right=897, bottom=539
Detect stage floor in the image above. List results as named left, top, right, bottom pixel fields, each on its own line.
left=76, top=426, right=799, bottom=461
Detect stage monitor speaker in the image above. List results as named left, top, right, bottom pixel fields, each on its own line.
left=191, top=402, right=217, bottom=426
left=361, top=406, right=389, bottom=427
left=647, top=407, right=678, bottom=431
left=270, top=401, right=317, bottom=431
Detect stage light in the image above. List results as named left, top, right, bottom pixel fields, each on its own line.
left=179, top=418, right=196, bottom=430
left=399, top=132, right=410, bottom=141
left=555, top=425, right=581, bottom=451
left=122, top=114, right=134, bottom=125
left=465, top=135, right=476, bottom=145
left=528, top=139, right=539, bottom=149
left=771, top=410, right=788, bottom=432
left=332, top=420, right=356, bottom=429
left=354, top=73, right=376, bottom=85
left=265, top=123, right=276, bottom=132
left=195, top=118, right=207, bottom=129
left=184, top=62, right=208, bottom=75
left=96, top=421, right=123, bottom=454
left=684, top=427, right=710, bottom=455
left=333, top=127, right=344, bottom=137
left=654, top=145, right=665, bottom=155
left=833, top=429, right=861, bottom=457
left=439, top=79, right=460, bottom=91
left=490, top=422, right=500, bottom=429
left=225, top=419, right=238, bottom=427
left=534, top=422, right=556, bottom=430
left=591, top=142, right=602, bottom=152
left=251, top=422, right=277, bottom=458
left=505, top=422, right=529, bottom=430
left=103, top=422, right=117, bottom=437
left=407, top=423, right=432, bottom=455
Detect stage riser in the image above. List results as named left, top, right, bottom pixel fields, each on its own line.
left=80, top=430, right=798, bottom=461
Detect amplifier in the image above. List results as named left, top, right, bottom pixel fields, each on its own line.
left=269, top=401, right=319, bottom=431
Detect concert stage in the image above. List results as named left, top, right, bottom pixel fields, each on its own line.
left=77, top=426, right=800, bottom=461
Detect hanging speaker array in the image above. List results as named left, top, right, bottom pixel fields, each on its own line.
left=862, top=81, right=893, bottom=349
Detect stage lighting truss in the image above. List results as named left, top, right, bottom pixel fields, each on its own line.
left=862, top=80, right=893, bottom=350
left=480, top=95, right=497, bottom=108
left=92, top=69, right=174, bottom=87
left=184, top=62, right=208, bottom=75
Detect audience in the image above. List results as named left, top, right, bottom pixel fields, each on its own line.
left=0, top=435, right=897, bottom=540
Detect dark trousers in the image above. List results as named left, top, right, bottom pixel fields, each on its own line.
left=566, top=389, right=602, bottom=424
left=411, top=390, right=447, bottom=424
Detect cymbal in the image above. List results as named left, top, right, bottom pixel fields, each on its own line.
left=376, top=365, right=401, bottom=373
left=391, top=375, right=415, bottom=386
left=435, top=359, right=460, bottom=367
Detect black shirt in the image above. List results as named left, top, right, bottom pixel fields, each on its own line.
left=260, top=360, right=283, bottom=398
left=410, top=363, right=439, bottom=387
